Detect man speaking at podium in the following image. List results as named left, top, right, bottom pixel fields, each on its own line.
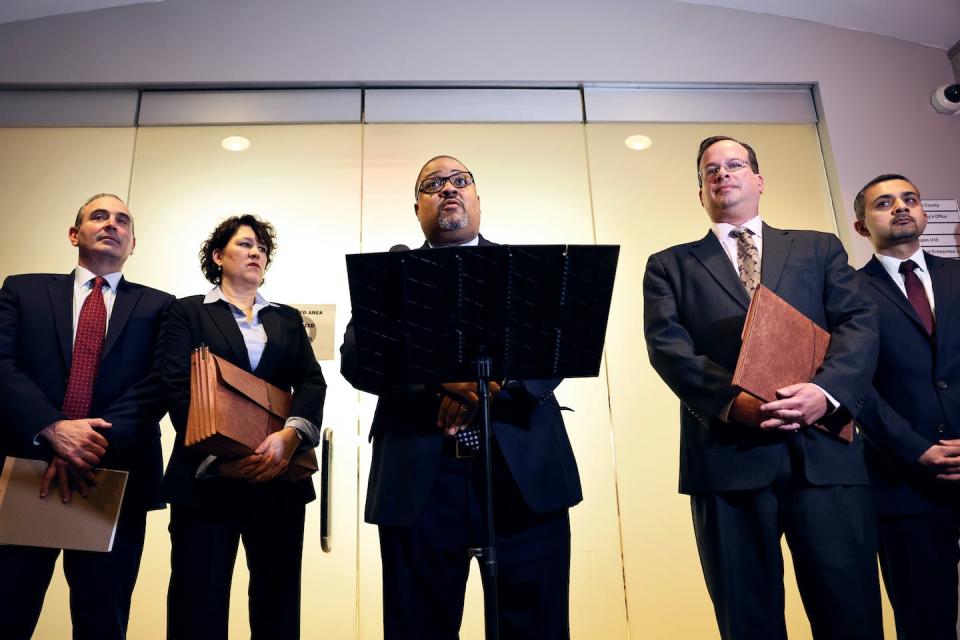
left=643, top=137, right=883, bottom=639
left=342, top=155, right=582, bottom=639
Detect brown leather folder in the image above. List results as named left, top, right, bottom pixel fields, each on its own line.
left=186, top=346, right=318, bottom=479
left=732, top=285, right=854, bottom=442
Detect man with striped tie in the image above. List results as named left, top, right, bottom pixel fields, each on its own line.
left=0, top=194, right=173, bottom=640
left=643, top=136, right=883, bottom=639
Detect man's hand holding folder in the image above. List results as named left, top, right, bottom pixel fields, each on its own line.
left=732, top=285, right=854, bottom=442
left=36, top=417, right=113, bottom=501
left=731, top=386, right=830, bottom=432
left=40, top=456, right=96, bottom=502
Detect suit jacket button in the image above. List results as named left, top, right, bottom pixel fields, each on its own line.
left=939, top=424, right=946, bottom=433
left=938, top=380, right=948, bottom=389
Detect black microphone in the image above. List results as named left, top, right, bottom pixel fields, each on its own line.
left=389, top=244, right=411, bottom=252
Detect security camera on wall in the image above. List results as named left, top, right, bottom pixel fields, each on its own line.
left=931, top=83, right=960, bottom=115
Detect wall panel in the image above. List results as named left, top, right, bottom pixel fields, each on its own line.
left=0, top=116, right=897, bottom=640
left=357, top=123, right=628, bottom=640
left=122, top=123, right=363, bottom=640
left=0, top=127, right=136, bottom=276
left=585, top=121, right=895, bottom=639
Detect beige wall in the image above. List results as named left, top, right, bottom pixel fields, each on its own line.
left=356, top=124, right=628, bottom=639
left=123, top=124, right=365, bottom=639
left=0, top=121, right=899, bottom=639
left=586, top=122, right=896, bottom=638
left=0, top=0, right=957, bottom=268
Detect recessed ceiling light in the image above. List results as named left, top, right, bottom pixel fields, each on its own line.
left=624, top=134, right=653, bottom=151
left=221, top=136, right=251, bottom=152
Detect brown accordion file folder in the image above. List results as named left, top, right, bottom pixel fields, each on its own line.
left=732, top=285, right=854, bottom=442
left=186, top=346, right=318, bottom=480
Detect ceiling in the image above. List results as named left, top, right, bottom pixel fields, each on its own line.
left=0, top=0, right=957, bottom=50
left=672, top=0, right=960, bottom=49
left=0, top=0, right=162, bottom=25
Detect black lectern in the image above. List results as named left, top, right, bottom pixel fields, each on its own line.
left=345, top=244, right=619, bottom=640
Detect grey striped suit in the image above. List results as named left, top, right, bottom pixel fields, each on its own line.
left=643, top=222, right=883, bottom=640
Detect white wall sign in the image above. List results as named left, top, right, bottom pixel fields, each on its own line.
left=291, top=304, right=337, bottom=361
left=921, top=199, right=959, bottom=259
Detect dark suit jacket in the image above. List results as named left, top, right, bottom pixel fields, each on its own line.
left=157, top=295, right=326, bottom=510
left=341, top=236, right=583, bottom=527
left=643, top=223, right=879, bottom=495
left=856, top=253, right=960, bottom=515
left=0, top=272, right=174, bottom=511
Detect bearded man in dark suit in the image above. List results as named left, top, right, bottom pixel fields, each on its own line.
left=342, top=155, right=582, bottom=639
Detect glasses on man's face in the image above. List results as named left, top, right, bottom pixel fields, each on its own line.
left=698, top=159, right=753, bottom=184
left=418, top=171, right=475, bottom=194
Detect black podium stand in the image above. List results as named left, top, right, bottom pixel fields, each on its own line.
left=346, top=244, right=619, bottom=640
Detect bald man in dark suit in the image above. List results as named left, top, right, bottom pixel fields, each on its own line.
left=0, top=194, right=173, bottom=640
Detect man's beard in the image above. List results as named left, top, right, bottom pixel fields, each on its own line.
left=889, top=220, right=920, bottom=242
left=438, top=212, right=469, bottom=231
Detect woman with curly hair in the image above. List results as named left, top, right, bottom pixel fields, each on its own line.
left=157, top=214, right=325, bottom=640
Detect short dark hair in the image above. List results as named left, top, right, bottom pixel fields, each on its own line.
left=75, top=193, right=126, bottom=228
left=414, top=155, right=468, bottom=196
left=696, top=136, right=760, bottom=186
left=853, top=173, right=919, bottom=220
left=199, top=214, right=277, bottom=285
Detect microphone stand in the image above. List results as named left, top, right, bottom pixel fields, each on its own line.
left=468, top=353, right=499, bottom=640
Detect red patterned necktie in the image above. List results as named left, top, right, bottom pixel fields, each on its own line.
left=899, top=260, right=935, bottom=336
left=62, top=276, right=107, bottom=419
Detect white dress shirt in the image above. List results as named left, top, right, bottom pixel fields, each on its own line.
left=427, top=234, right=480, bottom=249
left=874, top=248, right=936, bottom=314
left=72, top=266, right=122, bottom=339
left=711, top=214, right=764, bottom=274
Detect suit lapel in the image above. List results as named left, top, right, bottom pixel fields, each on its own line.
left=102, top=278, right=141, bottom=360
left=203, top=300, right=251, bottom=370
left=928, top=253, right=952, bottom=351
left=48, top=274, right=75, bottom=367
left=255, top=306, right=286, bottom=375
left=690, top=230, right=751, bottom=310
left=759, top=223, right=791, bottom=293
left=863, top=255, right=930, bottom=337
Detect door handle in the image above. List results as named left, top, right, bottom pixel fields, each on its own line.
left=319, top=427, right=333, bottom=553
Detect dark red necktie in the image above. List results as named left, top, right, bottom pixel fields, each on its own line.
left=62, top=277, right=107, bottom=419
left=899, top=260, right=935, bottom=336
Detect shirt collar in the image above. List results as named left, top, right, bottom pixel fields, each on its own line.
left=427, top=234, right=480, bottom=249
left=875, top=247, right=928, bottom=281
left=203, top=286, right=277, bottom=315
left=74, top=265, right=122, bottom=291
left=711, top=214, right=763, bottom=244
